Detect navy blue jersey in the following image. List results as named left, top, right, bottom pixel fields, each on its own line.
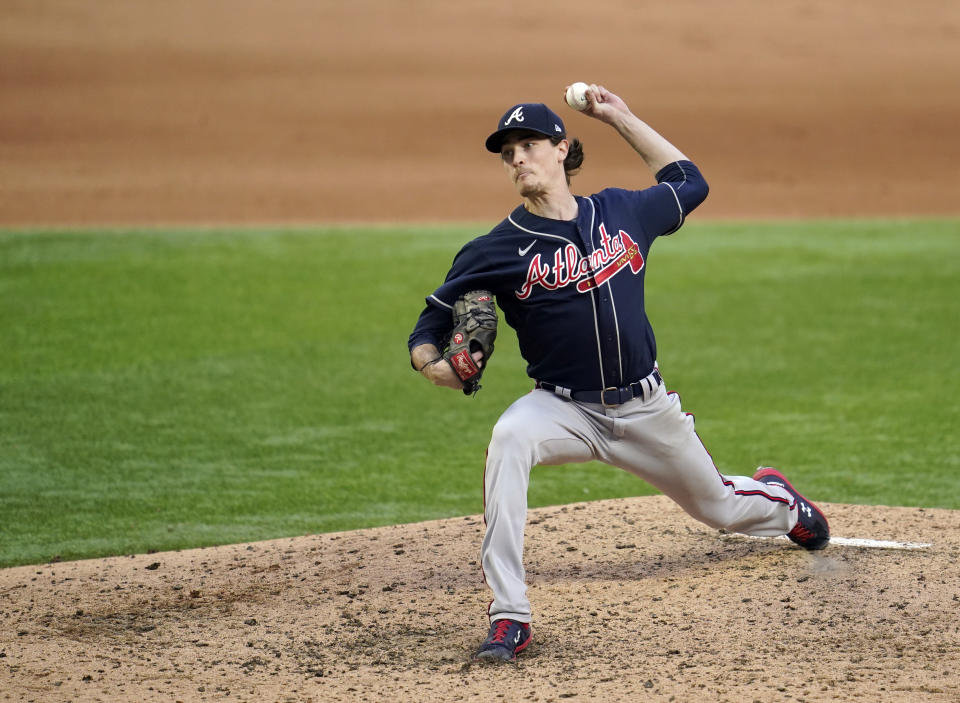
left=409, top=160, right=708, bottom=390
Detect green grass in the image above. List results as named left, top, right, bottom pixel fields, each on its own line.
left=1, top=220, right=957, bottom=567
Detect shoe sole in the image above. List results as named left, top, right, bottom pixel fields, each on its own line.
left=474, top=649, right=516, bottom=663
left=473, top=637, right=530, bottom=663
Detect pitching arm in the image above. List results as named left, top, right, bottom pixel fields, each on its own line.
left=578, top=84, right=688, bottom=176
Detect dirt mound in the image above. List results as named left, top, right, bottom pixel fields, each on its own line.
left=2, top=496, right=958, bottom=702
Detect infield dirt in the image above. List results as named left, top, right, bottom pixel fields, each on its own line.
left=2, top=1, right=960, bottom=702
left=2, top=497, right=959, bottom=702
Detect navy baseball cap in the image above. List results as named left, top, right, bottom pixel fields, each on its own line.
left=484, top=103, right=566, bottom=153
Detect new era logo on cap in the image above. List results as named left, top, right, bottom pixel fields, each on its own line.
left=485, top=102, right=566, bottom=153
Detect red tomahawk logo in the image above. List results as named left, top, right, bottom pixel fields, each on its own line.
left=576, top=231, right=644, bottom=293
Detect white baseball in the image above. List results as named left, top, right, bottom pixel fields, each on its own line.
left=564, top=82, right=590, bottom=111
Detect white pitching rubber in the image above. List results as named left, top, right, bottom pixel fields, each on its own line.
left=724, top=534, right=932, bottom=551
left=828, top=536, right=931, bottom=550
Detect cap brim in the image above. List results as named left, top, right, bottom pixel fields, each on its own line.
left=484, top=127, right=559, bottom=153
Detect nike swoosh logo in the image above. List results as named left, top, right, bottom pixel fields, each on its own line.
left=518, top=240, right=536, bottom=256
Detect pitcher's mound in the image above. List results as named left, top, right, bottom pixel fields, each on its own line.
left=2, top=496, right=958, bottom=702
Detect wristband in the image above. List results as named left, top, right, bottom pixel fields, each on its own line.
left=416, top=357, right=444, bottom=373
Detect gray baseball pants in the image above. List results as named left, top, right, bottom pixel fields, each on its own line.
left=481, top=371, right=798, bottom=624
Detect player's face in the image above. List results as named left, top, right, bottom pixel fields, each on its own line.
left=499, top=133, right=567, bottom=197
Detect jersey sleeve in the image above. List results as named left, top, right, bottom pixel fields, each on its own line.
left=407, top=237, right=498, bottom=352
left=407, top=301, right=453, bottom=352
left=427, top=238, right=501, bottom=309
left=654, top=160, right=709, bottom=233
left=599, top=160, right=709, bottom=244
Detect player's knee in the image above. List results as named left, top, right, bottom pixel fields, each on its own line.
left=489, top=415, right=536, bottom=455
left=683, top=501, right=733, bottom=531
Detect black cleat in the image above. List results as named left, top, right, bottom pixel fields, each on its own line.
left=754, top=467, right=830, bottom=550
left=474, top=619, right=531, bottom=663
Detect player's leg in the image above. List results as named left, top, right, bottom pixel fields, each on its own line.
left=601, top=385, right=799, bottom=537
left=481, top=390, right=597, bottom=626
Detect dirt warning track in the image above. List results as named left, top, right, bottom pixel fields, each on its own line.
left=2, top=0, right=959, bottom=226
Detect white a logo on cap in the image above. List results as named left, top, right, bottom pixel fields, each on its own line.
left=504, top=107, right=525, bottom=126
left=555, top=124, right=562, bottom=132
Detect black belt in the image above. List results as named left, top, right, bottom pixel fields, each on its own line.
left=535, top=369, right=662, bottom=407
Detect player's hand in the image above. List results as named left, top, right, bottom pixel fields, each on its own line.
left=581, top=84, right=632, bottom=126
left=423, top=351, right=484, bottom=390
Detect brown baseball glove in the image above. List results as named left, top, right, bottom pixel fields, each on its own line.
left=443, top=290, right=498, bottom=395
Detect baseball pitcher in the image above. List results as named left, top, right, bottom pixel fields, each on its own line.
left=407, top=84, right=829, bottom=663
